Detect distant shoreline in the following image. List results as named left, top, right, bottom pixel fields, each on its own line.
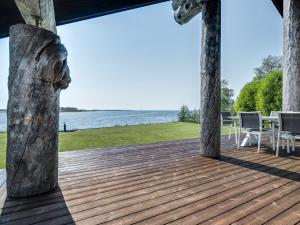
left=60, top=109, right=135, bottom=112
left=0, top=109, right=178, bottom=113
left=0, top=110, right=179, bottom=132
left=0, top=108, right=133, bottom=113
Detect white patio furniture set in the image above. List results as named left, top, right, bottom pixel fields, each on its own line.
left=221, top=111, right=300, bottom=157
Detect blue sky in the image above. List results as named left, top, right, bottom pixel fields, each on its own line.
left=0, top=0, right=282, bottom=110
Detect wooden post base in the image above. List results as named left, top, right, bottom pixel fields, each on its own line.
left=6, top=24, right=71, bottom=197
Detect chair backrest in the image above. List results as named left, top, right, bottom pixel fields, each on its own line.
left=278, top=112, right=300, bottom=133
left=221, top=111, right=232, bottom=125
left=270, top=111, right=280, bottom=117
left=270, top=111, right=293, bottom=117
left=239, top=112, right=261, bottom=129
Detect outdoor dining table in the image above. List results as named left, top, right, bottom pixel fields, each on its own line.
left=229, top=115, right=278, bottom=149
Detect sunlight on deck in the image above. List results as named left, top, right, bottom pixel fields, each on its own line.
left=0, top=137, right=299, bottom=225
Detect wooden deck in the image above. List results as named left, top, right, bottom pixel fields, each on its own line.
left=0, top=137, right=300, bottom=225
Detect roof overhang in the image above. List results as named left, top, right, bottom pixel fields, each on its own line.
left=0, top=0, right=283, bottom=39
left=0, top=0, right=169, bottom=39
left=271, top=0, right=283, bottom=17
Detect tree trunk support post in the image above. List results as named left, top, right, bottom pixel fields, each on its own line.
left=200, top=0, right=221, bottom=158
left=15, top=0, right=57, bottom=34
left=7, top=0, right=71, bottom=197
left=283, top=0, right=300, bottom=111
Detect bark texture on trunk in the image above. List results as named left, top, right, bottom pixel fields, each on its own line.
left=7, top=24, right=70, bottom=197
left=283, top=0, right=300, bottom=111
left=200, top=0, right=221, bottom=158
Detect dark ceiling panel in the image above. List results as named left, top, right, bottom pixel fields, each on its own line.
left=0, top=0, right=283, bottom=39
left=54, top=0, right=169, bottom=25
left=271, top=0, right=283, bottom=17
left=0, top=0, right=169, bottom=38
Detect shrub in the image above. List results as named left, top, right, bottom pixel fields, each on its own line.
left=235, top=80, right=260, bottom=112
left=177, top=106, right=200, bottom=124
left=189, top=110, right=200, bottom=124
left=178, top=105, right=191, bottom=122
left=256, top=70, right=282, bottom=115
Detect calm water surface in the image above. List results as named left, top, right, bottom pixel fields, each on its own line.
left=0, top=110, right=178, bottom=132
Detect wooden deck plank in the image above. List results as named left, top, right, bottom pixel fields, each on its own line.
left=263, top=202, right=300, bottom=225
left=0, top=148, right=282, bottom=210
left=0, top=151, right=280, bottom=223
left=200, top=186, right=300, bottom=225
left=134, top=175, right=300, bottom=225
left=0, top=149, right=268, bottom=214
left=0, top=157, right=282, bottom=225
left=88, top=164, right=300, bottom=225
left=0, top=137, right=299, bottom=225
left=234, top=190, right=300, bottom=225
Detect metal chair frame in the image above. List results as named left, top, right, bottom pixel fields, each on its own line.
left=238, top=112, right=274, bottom=153
left=221, top=111, right=237, bottom=144
left=276, top=112, right=300, bottom=157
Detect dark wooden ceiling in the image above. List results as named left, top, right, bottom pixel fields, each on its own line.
left=0, top=0, right=283, bottom=39
left=0, top=0, right=169, bottom=38
left=272, top=0, right=283, bottom=17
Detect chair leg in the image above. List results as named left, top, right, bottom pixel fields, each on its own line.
left=234, top=127, right=238, bottom=144
left=292, top=137, right=296, bottom=152
left=257, top=133, right=261, bottom=153
left=287, top=139, right=290, bottom=154
left=234, top=120, right=238, bottom=144
left=276, top=132, right=280, bottom=157
left=228, top=126, right=232, bottom=140
left=237, top=129, right=241, bottom=150
left=248, top=134, right=251, bottom=147
left=272, top=123, right=275, bottom=150
left=282, top=138, right=285, bottom=150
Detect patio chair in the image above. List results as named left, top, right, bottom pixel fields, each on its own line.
left=272, top=111, right=292, bottom=151
left=276, top=112, right=300, bottom=157
left=221, top=111, right=237, bottom=144
left=237, top=112, right=273, bottom=153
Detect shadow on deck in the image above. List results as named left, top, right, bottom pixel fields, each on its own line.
left=0, top=137, right=299, bottom=225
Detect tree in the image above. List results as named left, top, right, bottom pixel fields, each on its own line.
left=177, top=106, right=200, bottom=123
left=178, top=105, right=191, bottom=122
left=235, top=80, right=260, bottom=112
left=253, top=55, right=282, bottom=80
left=190, top=110, right=200, bottom=123
left=256, top=70, right=282, bottom=115
left=221, top=80, right=234, bottom=111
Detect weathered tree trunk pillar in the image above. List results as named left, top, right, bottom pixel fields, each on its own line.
left=200, top=0, right=221, bottom=158
left=283, top=0, right=300, bottom=111
left=6, top=24, right=70, bottom=197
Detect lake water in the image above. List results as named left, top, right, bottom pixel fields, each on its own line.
left=0, top=110, right=178, bottom=132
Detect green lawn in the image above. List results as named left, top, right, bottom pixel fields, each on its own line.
left=0, top=122, right=229, bottom=168
left=0, top=132, right=6, bottom=169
